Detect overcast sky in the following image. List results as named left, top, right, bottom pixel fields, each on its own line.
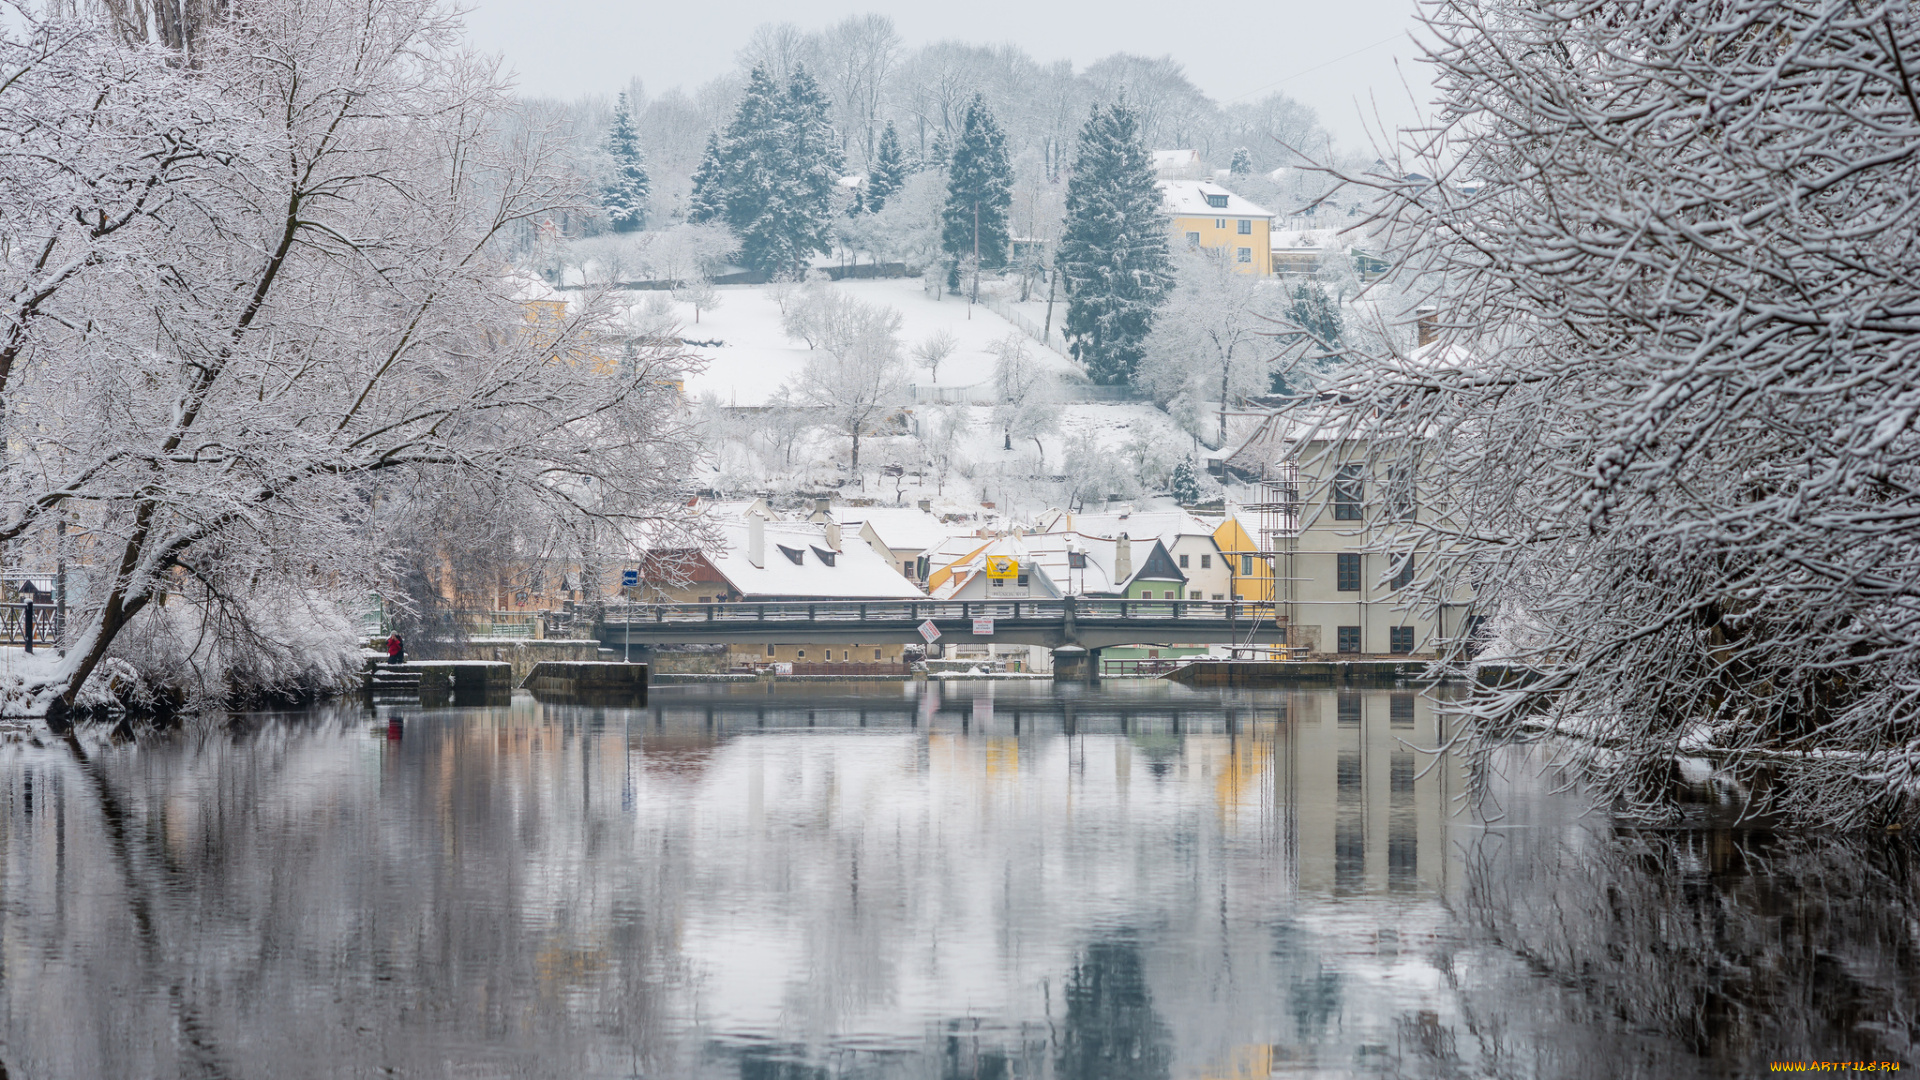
left=461, top=0, right=1433, bottom=151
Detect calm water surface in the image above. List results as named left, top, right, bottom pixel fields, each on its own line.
left=0, top=682, right=1913, bottom=1078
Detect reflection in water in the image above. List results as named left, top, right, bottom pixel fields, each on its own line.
left=0, top=682, right=1909, bottom=1078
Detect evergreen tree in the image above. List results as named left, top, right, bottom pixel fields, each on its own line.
left=940, top=95, right=1014, bottom=293
left=599, top=92, right=649, bottom=233
left=1170, top=458, right=1200, bottom=504
left=1059, top=102, right=1175, bottom=386
left=865, top=121, right=907, bottom=212
left=697, top=65, right=845, bottom=277
left=688, top=131, right=727, bottom=226
left=1229, top=146, right=1254, bottom=176
left=1271, top=281, right=1344, bottom=393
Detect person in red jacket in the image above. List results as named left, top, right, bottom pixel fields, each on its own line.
left=385, top=631, right=405, bottom=666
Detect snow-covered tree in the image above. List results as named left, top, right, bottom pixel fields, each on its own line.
left=0, top=0, right=701, bottom=716
left=1059, top=102, right=1174, bottom=386
left=1269, top=280, right=1342, bottom=393
left=911, top=328, right=958, bottom=383
left=787, top=292, right=909, bottom=479
left=1169, top=459, right=1200, bottom=504
left=692, top=65, right=844, bottom=277
left=1307, top=0, right=1920, bottom=825
left=1139, top=248, right=1282, bottom=445
left=1228, top=146, right=1253, bottom=176
left=865, top=121, right=909, bottom=212
left=990, top=334, right=1058, bottom=464
left=941, top=93, right=1014, bottom=296
left=600, top=92, right=650, bottom=233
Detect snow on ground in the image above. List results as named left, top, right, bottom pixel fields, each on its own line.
left=630, top=277, right=1081, bottom=407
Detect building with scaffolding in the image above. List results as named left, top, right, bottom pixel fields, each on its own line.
left=1221, top=414, right=1478, bottom=660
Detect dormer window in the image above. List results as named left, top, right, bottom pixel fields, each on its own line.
left=776, top=544, right=805, bottom=565
left=810, top=546, right=836, bottom=566
left=1069, top=552, right=1088, bottom=569
left=1205, top=193, right=1229, bottom=208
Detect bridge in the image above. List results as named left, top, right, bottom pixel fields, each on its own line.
left=597, top=598, right=1288, bottom=662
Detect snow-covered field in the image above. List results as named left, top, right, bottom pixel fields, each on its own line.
left=639, top=276, right=1078, bottom=406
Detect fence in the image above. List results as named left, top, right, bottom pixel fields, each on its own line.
left=977, top=292, right=1071, bottom=354
left=0, top=603, right=59, bottom=647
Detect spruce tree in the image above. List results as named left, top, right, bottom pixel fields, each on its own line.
left=777, top=65, right=843, bottom=270
left=940, top=95, right=1014, bottom=294
left=1229, top=146, right=1254, bottom=176
left=865, top=121, right=907, bottom=212
left=600, top=92, right=649, bottom=233
left=1170, top=458, right=1201, bottom=504
left=688, top=131, right=727, bottom=226
left=1059, top=102, right=1174, bottom=386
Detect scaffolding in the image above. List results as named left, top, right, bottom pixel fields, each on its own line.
left=1227, top=463, right=1301, bottom=660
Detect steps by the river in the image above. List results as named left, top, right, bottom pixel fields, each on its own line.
left=366, top=666, right=422, bottom=695
left=521, top=661, right=647, bottom=705
left=360, top=660, right=513, bottom=705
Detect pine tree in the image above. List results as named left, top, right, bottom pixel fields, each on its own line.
left=1271, top=281, right=1344, bottom=393
left=940, top=95, right=1014, bottom=294
left=1229, top=146, right=1254, bottom=176
left=600, top=92, right=650, bottom=233
left=1059, top=102, right=1175, bottom=386
left=696, top=65, right=844, bottom=277
left=865, top=121, right=907, bottom=212
left=688, top=131, right=727, bottom=226
left=1170, top=458, right=1200, bottom=504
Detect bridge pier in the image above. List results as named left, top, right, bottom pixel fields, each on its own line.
left=1052, top=645, right=1099, bottom=683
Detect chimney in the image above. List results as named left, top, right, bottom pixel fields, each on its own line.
left=1417, top=306, right=1438, bottom=347
left=1012, top=525, right=1025, bottom=539
left=825, top=520, right=842, bottom=551
left=814, top=497, right=832, bottom=520
left=1114, top=533, right=1132, bottom=584
left=747, top=513, right=765, bottom=568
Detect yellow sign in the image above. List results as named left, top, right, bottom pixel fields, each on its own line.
left=983, top=556, right=1019, bottom=579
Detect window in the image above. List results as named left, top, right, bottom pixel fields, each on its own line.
left=1333, top=464, right=1365, bottom=520
left=776, top=543, right=805, bottom=565
left=1213, top=593, right=1225, bottom=600
left=1241, top=554, right=1255, bottom=576
left=1391, top=555, right=1414, bottom=590
left=1069, top=551, right=1088, bottom=569
left=1237, top=219, right=1252, bottom=235
left=873, top=648, right=883, bottom=660
left=1337, top=625, right=1362, bottom=653
left=1205, top=193, right=1230, bottom=208
left=1200, top=553, right=1211, bottom=569
left=1016, top=573, right=1028, bottom=587
left=698, top=596, right=710, bottom=604
left=766, top=644, right=775, bottom=657
left=1387, top=463, right=1416, bottom=521
left=1186, top=231, right=1201, bottom=247
left=1237, top=247, right=1252, bottom=263
left=1215, top=217, right=1226, bottom=229
left=1179, top=553, right=1189, bottom=568
left=810, top=546, right=836, bottom=566
left=1190, top=590, right=1202, bottom=599
left=1337, top=552, right=1361, bottom=591
left=797, top=649, right=806, bottom=659
left=1390, top=626, right=1415, bottom=654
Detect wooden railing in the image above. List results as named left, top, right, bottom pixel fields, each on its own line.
left=0, top=603, right=58, bottom=646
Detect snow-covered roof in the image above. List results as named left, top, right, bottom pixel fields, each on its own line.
left=707, top=520, right=924, bottom=600
left=1158, top=181, right=1274, bottom=220
left=1152, top=149, right=1201, bottom=172
left=927, top=537, right=1065, bottom=600
left=844, top=507, right=951, bottom=553
left=837, top=174, right=866, bottom=189
left=1045, top=510, right=1221, bottom=547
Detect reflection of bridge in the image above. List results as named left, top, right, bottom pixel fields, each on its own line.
left=598, top=598, right=1288, bottom=653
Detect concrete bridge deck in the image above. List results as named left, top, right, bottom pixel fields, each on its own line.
left=597, top=598, right=1288, bottom=651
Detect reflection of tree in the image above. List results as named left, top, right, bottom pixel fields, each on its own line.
left=1056, top=938, right=1173, bottom=1080
left=1438, top=826, right=1920, bottom=1074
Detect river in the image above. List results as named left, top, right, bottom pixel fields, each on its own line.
left=0, top=681, right=1911, bottom=1078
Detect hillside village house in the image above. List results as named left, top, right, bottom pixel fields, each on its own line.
left=807, top=502, right=949, bottom=586
left=634, top=514, right=923, bottom=670
left=1159, top=180, right=1275, bottom=275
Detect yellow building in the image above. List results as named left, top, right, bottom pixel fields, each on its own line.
left=1211, top=515, right=1273, bottom=602
left=1159, top=181, right=1275, bottom=275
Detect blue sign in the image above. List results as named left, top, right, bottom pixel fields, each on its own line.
left=621, top=569, right=639, bottom=588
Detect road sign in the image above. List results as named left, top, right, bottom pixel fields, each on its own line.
left=918, top=619, right=940, bottom=643
left=621, top=569, right=639, bottom=587
left=972, top=617, right=994, bottom=636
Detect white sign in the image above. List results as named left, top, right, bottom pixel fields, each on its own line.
left=918, top=619, right=941, bottom=643
left=972, top=617, right=994, bottom=636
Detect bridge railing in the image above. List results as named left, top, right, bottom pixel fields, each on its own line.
left=0, top=603, right=59, bottom=646
left=600, top=599, right=1284, bottom=626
